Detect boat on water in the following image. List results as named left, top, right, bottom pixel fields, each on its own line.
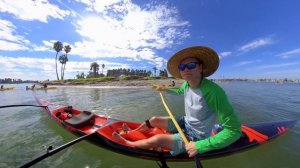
left=152, top=84, right=178, bottom=90
left=35, top=97, right=297, bottom=162
left=0, top=87, right=15, bottom=91
left=26, top=86, right=57, bottom=90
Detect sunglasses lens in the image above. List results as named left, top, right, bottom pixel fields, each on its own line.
left=186, top=62, right=197, bottom=70
left=178, top=64, right=186, bottom=71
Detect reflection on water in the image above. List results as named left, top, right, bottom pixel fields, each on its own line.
left=0, top=83, right=299, bottom=167
left=90, top=89, right=101, bottom=101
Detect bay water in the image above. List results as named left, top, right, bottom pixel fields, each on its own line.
left=0, top=82, right=299, bottom=168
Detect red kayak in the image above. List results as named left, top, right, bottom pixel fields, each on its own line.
left=36, top=97, right=297, bottom=162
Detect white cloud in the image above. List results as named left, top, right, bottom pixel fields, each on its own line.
left=0, top=56, right=129, bottom=80
left=0, top=19, right=30, bottom=51
left=0, top=21, right=64, bottom=52
left=72, top=0, right=189, bottom=67
left=76, top=0, right=121, bottom=13
left=238, top=36, right=275, bottom=53
left=0, top=0, right=70, bottom=23
left=276, top=48, right=300, bottom=58
left=0, top=0, right=189, bottom=78
left=219, top=51, right=232, bottom=58
left=234, top=61, right=254, bottom=67
left=0, top=40, right=29, bottom=51
left=235, top=59, right=261, bottom=67
left=255, top=62, right=299, bottom=70
left=153, top=57, right=165, bottom=69
left=31, top=40, right=58, bottom=52
left=0, top=19, right=17, bottom=41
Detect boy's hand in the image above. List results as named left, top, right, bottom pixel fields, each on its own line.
left=185, top=141, right=198, bottom=157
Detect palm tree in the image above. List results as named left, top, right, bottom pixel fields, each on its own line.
left=53, top=41, right=63, bottom=80
left=61, top=45, right=71, bottom=80
left=64, top=45, right=71, bottom=54
left=59, top=54, right=68, bottom=80
left=153, top=67, right=157, bottom=77
left=90, top=62, right=99, bottom=78
left=101, top=64, right=105, bottom=76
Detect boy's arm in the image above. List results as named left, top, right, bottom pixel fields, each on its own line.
left=165, top=81, right=187, bottom=95
left=196, top=85, right=242, bottom=154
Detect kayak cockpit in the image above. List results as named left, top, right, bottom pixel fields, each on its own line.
left=64, top=111, right=95, bottom=128
left=53, top=106, right=95, bottom=128
left=99, top=121, right=170, bottom=148
left=99, top=121, right=141, bottom=142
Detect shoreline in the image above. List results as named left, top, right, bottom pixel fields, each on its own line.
left=46, top=79, right=185, bottom=87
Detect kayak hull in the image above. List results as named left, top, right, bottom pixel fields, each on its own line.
left=36, top=97, right=297, bottom=161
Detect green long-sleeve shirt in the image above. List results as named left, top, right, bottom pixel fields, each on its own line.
left=167, top=78, right=241, bottom=154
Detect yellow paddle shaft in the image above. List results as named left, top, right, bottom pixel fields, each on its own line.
left=159, top=92, right=189, bottom=145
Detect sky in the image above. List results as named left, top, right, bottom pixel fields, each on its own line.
left=1, top=0, right=300, bottom=81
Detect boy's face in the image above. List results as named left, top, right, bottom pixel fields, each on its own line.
left=179, top=57, right=202, bottom=81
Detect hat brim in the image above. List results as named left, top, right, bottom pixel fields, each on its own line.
left=167, top=46, right=219, bottom=78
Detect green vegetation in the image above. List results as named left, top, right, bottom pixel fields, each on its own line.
left=77, top=65, right=169, bottom=80
left=65, top=77, right=116, bottom=84
left=0, top=78, right=38, bottom=84
left=106, top=68, right=152, bottom=77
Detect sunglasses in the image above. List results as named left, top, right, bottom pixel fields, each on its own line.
left=178, top=62, right=200, bottom=71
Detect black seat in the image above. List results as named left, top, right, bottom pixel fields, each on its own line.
left=64, top=111, right=95, bottom=128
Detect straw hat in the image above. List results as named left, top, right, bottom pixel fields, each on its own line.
left=167, top=46, right=219, bottom=78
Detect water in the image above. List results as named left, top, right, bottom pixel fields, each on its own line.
left=0, top=82, right=299, bottom=168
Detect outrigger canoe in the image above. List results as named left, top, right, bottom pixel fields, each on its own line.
left=36, top=97, right=296, bottom=162
left=26, top=87, right=57, bottom=90
left=0, top=87, right=15, bottom=91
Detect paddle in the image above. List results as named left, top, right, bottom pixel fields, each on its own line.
left=159, top=92, right=203, bottom=168
left=0, top=105, right=48, bottom=109
left=19, top=132, right=97, bottom=168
